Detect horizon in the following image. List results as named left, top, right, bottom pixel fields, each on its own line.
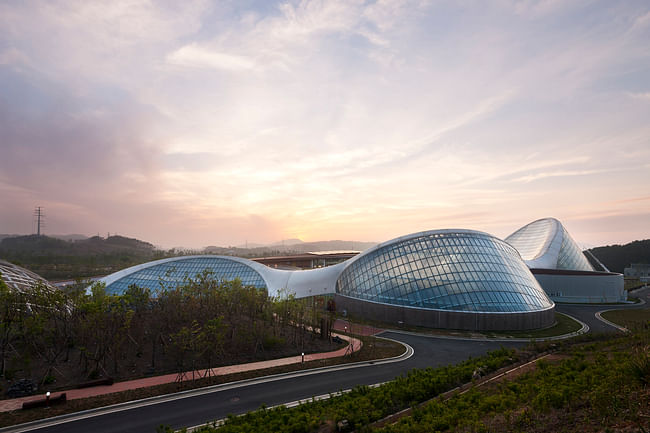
left=1, top=226, right=646, bottom=252
left=1, top=1, right=649, bottom=250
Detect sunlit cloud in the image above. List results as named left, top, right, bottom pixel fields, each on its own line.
left=512, top=168, right=619, bottom=183
left=0, top=0, right=648, bottom=248
left=628, top=92, right=650, bottom=100
left=167, top=44, right=256, bottom=71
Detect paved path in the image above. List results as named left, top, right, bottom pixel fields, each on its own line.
left=556, top=285, right=649, bottom=334
left=0, top=333, right=361, bottom=413
left=5, top=290, right=648, bottom=432
left=333, top=319, right=384, bottom=336
left=9, top=332, right=522, bottom=433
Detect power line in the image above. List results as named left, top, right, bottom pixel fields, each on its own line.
left=33, top=206, right=45, bottom=236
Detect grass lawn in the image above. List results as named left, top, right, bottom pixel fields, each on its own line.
left=601, top=308, right=650, bottom=331
left=484, top=312, right=583, bottom=339
left=175, top=328, right=650, bottom=433
left=341, top=312, right=583, bottom=340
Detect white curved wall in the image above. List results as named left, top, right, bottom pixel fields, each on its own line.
left=95, top=255, right=343, bottom=299
left=505, top=218, right=593, bottom=271
left=533, top=272, right=626, bottom=303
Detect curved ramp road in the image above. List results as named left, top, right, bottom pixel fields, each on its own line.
left=7, top=333, right=524, bottom=433
left=556, top=286, right=648, bottom=334
left=9, top=292, right=649, bottom=433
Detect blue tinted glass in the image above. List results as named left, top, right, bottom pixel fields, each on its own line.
left=336, top=231, right=553, bottom=313
left=105, top=257, right=267, bottom=295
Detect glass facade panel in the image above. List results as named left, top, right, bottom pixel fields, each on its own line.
left=557, top=226, right=594, bottom=271
left=104, top=257, right=267, bottom=295
left=506, top=218, right=593, bottom=272
left=0, top=260, right=56, bottom=293
left=336, top=231, right=553, bottom=313
left=503, top=218, right=556, bottom=260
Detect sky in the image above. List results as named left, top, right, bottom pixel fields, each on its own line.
left=0, top=0, right=649, bottom=249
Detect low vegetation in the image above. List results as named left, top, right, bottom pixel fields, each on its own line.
left=378, top=332, right=650, bottom=433
left=625, top=278, right=647, bottom=292
left=588, top=239, right=650, bottom=273
left=484, top=312, right=583, bottom=339
left=338, top=311, right=582, bottom=340
left=170, top=348, right=523, bottom=433
left=170, top=327, right=650, bottom=433
left=0, top=234, right=163, bottom=279
left=0, top=273, right=338, bottom=396
left=0, top=334, right=403, bottom=428
left=601, top=308, right=650, bottom=332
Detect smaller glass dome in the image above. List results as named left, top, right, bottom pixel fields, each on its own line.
left=505, top=218, right=594, bottom=272
left=0, top=260, right=55, bottom=293
left=102, top=256, right=267, bottom=295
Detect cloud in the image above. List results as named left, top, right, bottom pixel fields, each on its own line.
left=0, top=47, right=31, bottom=67
left=627, top=91, right=650, bottom=100
left=0, top=1, right=649, bottom=248
left=161, top=152, right=224, bottom=172
left=512, top=169, right=618, bottom=183
left=167, top=44, right=256, bottom=71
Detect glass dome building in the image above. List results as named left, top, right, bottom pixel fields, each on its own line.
left=100, top=256, right=270, bottom=295
left=504, top=217, right=594, bottom=272
left=505, top=218, right=625, bottom=303
left=0, top=259, right=56, bottom=293
left=334, top=230, right=554, bottom=330
left=96, top=229, right=555, bottom=330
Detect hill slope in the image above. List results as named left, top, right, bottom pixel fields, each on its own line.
left=0, top=235, right=159, bottom=280
left=587, top=239, right=650, bottom=273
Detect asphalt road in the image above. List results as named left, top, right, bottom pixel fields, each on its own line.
left=13, top=289, right=649, bottom=433
left=20, top=333, right=523, bottom=433
left=556, top=285, right=649, bottom=334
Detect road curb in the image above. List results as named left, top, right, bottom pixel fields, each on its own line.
left=0, top=337, right=412, bottom=433
left=377, top=312, right=589, bottom=343
left=594, top=310, right=630, bottom=333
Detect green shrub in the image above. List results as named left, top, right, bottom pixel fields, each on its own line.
left=202, top=347, right=518, bottom=433
left=262, top=335, right=285, bottom=349
left=629, top=346, right=650, bottom=386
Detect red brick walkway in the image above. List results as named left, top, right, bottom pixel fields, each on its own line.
left=333, top=319, right=384, bottom=336
left=0, top=333, right=362, bottom=413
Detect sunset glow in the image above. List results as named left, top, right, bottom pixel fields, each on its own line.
left=1, top=1, right=649, bottom=248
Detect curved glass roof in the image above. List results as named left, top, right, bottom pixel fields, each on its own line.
left=0, top=260, right=55, bottom=293
left=336, top=230, right=553, bottom=313
left=103, top=256, right=267, bottom=295
left=505, top=218, right=593, bottom=272
left=557, top=225, right=594, bottom=271
left=504, top=218, right=557, bottom=261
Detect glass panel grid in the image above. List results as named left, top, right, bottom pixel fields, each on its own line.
left=105, top=257, right=266, bottom=295
left=336, top=232, right=552, bottom=313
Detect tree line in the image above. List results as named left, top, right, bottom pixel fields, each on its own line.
left=0, top=271, right=333, bottom=389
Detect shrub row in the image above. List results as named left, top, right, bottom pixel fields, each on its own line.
left=165, top=347, right=519, bottom=433
left=379, top=331, right=650, bottom=432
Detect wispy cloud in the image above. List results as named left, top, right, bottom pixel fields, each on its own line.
left=0, top=0, right=648, bottom=247
left=167, top=44, right=256, bottom=71
left=627, top=91, right=650, bottom=100
left=512, top=168, right=618, bottom=183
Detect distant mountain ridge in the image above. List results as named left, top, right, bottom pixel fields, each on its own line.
left=0, top=233, right=89, bottom=242
left=0, top=234, right=154, bottom=255
left=587, top=239, right=650, bottom=274
left=0, top=234, right=158, bottom=279
left=6, top=232, right=647, bottom=280
left=203, top=239, right=377, bottom=257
